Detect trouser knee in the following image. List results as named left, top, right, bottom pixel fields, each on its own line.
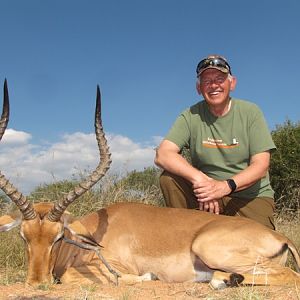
left=159, top=171, right=198, bottom=209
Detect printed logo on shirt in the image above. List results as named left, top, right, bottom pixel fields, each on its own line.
left=202, top=137, right=239, bottom=149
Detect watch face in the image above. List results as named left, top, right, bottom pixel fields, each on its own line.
left=227, top=179, right=237, bottom=192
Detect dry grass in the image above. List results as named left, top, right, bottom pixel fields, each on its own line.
left=0, top=178, right=299, bottom=299
left=28, top=174, right=164, bottom=217
left=275, top=209, right=300, bottom=270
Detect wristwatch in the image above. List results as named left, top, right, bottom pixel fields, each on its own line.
left=226, top=179, right=237, bottom=195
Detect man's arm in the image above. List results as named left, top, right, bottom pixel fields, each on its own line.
left=193, top=151, right=271, bottom=201
left=155, top=139, right=208, bottom=183
left=156, top=140, right=271, bottom=213
left=155, top=139, right=223, bottom=213
left=232, top=151, right=271, bottom=190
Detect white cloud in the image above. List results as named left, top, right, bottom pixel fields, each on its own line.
left=1, top=129, right=32, bottom=145
left=0, top=129, right=158, bottom=195
left=151, top=135, right=163, bottom=147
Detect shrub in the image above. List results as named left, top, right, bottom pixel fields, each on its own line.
left=113, top=167, right=164, bottom=206
left=270, top=120, right=300, bottom=211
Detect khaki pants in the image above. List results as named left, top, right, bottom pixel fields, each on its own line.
left=159, top=171, right=275, bottom=230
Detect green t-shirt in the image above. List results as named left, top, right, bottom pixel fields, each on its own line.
left=165, top=98, right=276, bottom=199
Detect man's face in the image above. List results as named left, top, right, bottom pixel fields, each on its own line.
left=197, top=69, right=236, bottom=106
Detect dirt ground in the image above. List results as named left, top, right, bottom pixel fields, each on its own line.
left=0, top=281, right=299, bottom=300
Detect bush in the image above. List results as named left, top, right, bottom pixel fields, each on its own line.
left=28, top=179, right=101, bottom=217
left=120, top=167, right=161, bottom=190
left=26, top=168, right=164, bottom=217
left=114, top=167, right=164, bottom=206
left=270, top=120, right=300, bottom=211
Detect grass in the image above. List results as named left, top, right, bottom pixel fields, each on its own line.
left=0, top=175, right=299, bottom=299
left=28, top=174, right=164, bottom=217
left=275, top=209, right=300, bottom=270
left=0, top=226, right=27, bottom=285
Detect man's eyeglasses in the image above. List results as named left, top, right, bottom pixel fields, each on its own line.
left=196, top=57, right=231, bottom=77
left=200, top=76, right=228, bottom=87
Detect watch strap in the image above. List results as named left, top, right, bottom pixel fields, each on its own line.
left=226, top=179, right=237, bottom=195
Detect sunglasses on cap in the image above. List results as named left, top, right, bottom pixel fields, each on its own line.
left=196, top=57, right=232, bottom=77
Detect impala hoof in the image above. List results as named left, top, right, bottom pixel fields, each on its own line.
left=141, top=272, right=158, bottom=281
left=209, top=279, right=228, bottom=290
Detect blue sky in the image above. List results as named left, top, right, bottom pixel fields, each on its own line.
left=0, top=0, right=299, bottom=194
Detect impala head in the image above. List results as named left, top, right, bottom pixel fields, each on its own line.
left=0, top=80, right=111, bottom=286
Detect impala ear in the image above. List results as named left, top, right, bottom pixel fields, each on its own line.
left=0, top=213, right=22, bottom=232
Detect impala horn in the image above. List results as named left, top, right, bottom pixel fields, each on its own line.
left=0, top=79, right=37, bottom=220
left=47, top=85, right=112, bottom=222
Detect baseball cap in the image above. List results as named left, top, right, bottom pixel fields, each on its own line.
left=196, top=55, right=232, bottom=77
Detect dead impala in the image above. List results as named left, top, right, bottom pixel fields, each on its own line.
left=0, top=79, right=299, bottom=289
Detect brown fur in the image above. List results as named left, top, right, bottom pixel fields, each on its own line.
left=2, top=201, right=298, bottom=288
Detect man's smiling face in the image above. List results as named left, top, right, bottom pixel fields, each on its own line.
left=197, top=69, right=236, bottom=107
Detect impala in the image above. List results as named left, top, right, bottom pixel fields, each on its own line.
left=0, top=80, right=299, bottom=289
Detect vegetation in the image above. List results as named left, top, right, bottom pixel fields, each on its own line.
left=26, top=169, right=164, bottom=217
left=270, top=119, right=300, bottom=211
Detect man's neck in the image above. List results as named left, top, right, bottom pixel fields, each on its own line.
left=209, top=99, right=231, bottom=117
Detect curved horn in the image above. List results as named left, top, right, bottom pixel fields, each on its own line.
left=0, top=79, right=9, bottom=141
left=47, top=85, right=112, bottom=222
left=0, top=79, right=37, bottom=220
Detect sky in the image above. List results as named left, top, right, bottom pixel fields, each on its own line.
left=0, top=0, right=299, bottom=195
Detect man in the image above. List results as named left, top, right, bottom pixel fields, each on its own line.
left=155, top=55, right=276, bottom=229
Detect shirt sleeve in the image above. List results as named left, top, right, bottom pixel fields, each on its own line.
left=248, top=105, right=276, bottom=156
left=164, top=111, right=191, bottom=150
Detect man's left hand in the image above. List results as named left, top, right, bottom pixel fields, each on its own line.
left=193, top=178, right=230, bottom=213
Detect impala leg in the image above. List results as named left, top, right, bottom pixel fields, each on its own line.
left=116, top=272, right=158, bottom=285
left=210, top=267, right=300, bottom=289
left=60, top=261, right=157, bottom=285
left=209, top=271, right=244, bottom=289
